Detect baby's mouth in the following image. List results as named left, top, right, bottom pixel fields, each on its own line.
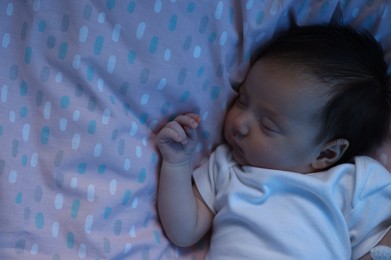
left=228, top=140, right=246, bottom=164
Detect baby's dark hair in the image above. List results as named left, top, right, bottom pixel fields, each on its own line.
left=257, top=24, right=390, bottom=165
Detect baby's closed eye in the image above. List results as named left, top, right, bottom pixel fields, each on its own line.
left=260, top=117, right=281, bottom=134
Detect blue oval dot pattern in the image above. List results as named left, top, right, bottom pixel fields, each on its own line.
left=0, top=0, right=390, bottom=259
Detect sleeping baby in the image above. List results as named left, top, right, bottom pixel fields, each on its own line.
left=156, top=24, right=391, bottom=259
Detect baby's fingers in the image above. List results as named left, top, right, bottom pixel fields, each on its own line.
left=158, top=121, right=188, bottom=144
left=174, top=114, right=200, bottom=129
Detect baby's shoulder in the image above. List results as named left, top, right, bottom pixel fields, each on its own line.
left=354, top=155, right=390, bottom=176
left=351, top=155, right=391, bottom=195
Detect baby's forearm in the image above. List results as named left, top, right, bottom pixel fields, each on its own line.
left=157, top=160, right=200, bottom=247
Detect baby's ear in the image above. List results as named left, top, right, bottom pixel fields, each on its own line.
left=311, top=139, right=349, bottom=170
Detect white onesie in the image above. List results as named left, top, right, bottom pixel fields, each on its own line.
left=193, top=144, right=391, bottom=259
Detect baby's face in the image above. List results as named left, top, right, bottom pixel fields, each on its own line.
left=224, top=58, right=328, bottom=173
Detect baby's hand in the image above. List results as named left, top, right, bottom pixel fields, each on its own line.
left=157, top=113, right=201, bottom=165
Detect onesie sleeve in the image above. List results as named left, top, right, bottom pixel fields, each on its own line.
left=192, top=144, right=232, bottom=214
left=348, top=157, right=391, bottom=259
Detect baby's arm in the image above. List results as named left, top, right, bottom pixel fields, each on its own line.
left=156, top=114, right=213, bottom=247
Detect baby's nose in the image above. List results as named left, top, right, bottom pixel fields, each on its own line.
left=233, top=122, right=250, bottom=138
